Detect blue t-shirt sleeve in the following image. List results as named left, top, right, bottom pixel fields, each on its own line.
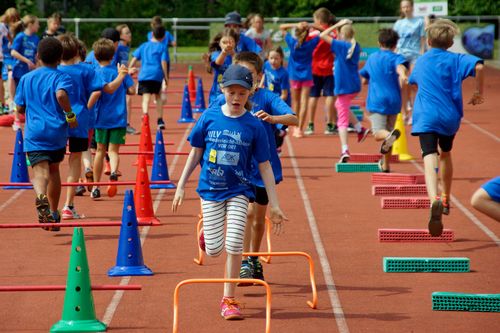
left=282, top=70, right=290, bottom=90
left=166, top=31, right=175, bottom=44
left=252, top=122, right=270, bottom=163
left=211, top=51, right=221, bottom=69
left=458, top=54, right=482, bottom=80
left=12, top=34, right=22, bottom=52
left=88, top=68, right=105, bottom=92
left=188, top=114, right=206, bottom=148
left=359, top=61, right=370, bottom=79
left=56, top=74, right=74, bottom=98
left=269, top=92, right=294, bottom=116
left=285, top=33, right=294, bottom=49
left=395, top=54, right=409, bottom=68
left=161, top=46, right=168, bottom=62
left=132, top=44, right=143, bottom=60
left=14, top=77, right=26, bottom=107
left=124, top=74, right=134, bottom=89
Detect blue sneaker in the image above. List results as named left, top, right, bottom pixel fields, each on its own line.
left=237, top=260, right=254, bottom=287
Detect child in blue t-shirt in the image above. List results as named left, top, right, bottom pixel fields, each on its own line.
left=279, top=22, right=320, bottom=138
left=172, top=64, right=287, bottom=321
left=471, top=177, right=500, bottom=222
left=130, top=26, right=169, bottom=130
left=408, top=19, right=484, bottom=236
left=90, top=38, right=135, bottom=200
left=320, top=19, right=369, bottom=163
left=359, top=28, right=408, bottom=173
left=14, top=37, right=76, bottom=231
left=148, top=16, right=176, bottom=78
left=262, top=46, right=290, bottom=105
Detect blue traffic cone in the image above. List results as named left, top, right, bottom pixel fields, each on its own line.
left=150, top=130, right=176, bottom=189
left=4, top=129, right=32, bottom=190
left=108, top=190, right=153, bottom=277
left=177, top=84, right=196, bottom=123
left=193, top=78, right=206, bottom=113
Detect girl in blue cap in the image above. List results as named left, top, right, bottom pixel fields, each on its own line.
left=172, top=64, right=287, bottom=320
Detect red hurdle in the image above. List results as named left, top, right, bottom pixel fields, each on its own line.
left=349, top=153, right=399, bottom=163
left=381, top=196, right=431, bottom=209
left=378, top=229, right=454, bottom=242
left=372, top=184, right=428, bottom=196
left=372, top=173, right=426, bottom=185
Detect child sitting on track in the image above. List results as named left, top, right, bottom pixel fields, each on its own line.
left=359, top=28, right=408, bottom=173
left=14, top=37, right=76, bottom=231
left=172, top=64, right=287, bottom=320
left=408, top=19, right=484, bottom=236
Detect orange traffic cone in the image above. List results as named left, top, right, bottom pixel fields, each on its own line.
left=392, top=113, right=414, bottom=161
left=188, top=65, right=196, bottom=103
left=133, top=114, right=153, bottom=166
left=134, top=155, right=160, bottom=225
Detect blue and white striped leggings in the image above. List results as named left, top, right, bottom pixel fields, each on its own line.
left=201, top=195, right=249, bottom=256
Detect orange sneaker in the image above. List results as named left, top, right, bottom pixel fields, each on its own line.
left=220, top=297, right=243, bottom=320
left=107, top=173, right=118, bottom=197
left=442, top=196, right=451, bottom=215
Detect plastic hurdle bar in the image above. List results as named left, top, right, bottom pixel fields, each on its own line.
left=432, top=292, right=500, bottom=312
left=372, top=184, right=427, bottom=196
left=335, top=163, right=381, bottom=173
left=173, top=278, right=271, bottom=333
left=349, top=153, right=399, bottom=163
left=381, top=196, right=430, bottom=209
left=371, top=173, right=425, bottom=185
left=378, top=229, right=454, bottom=242
left=383, top=257, right=470, bottom=273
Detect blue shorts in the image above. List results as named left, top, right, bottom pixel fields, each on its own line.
left=481, top=176, right=500, bottom=203
left=310, top=75, right=334, bottom=97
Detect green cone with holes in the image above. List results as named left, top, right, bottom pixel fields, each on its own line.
left=50, top=227, right=106, bottom=332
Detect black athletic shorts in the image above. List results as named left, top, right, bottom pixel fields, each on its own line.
left=254, top=186, right=269, bottom=206
left=417, top=132, right=455, bottom=157
left=138, top=80, right=162, bottom=95
left=27, top=148, right=66, bottom=167
left=68, top=137, right=88, bottom=153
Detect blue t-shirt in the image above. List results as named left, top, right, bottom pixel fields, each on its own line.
left=11, top=32, right=39, bottom=79
left=482, top=176, right=500, bottom=203
left=58, top=63, right=105, bottom=138
left=188, top=106, right=270, bottom=202
left=393, top=17, right=425, bottom=61
left=359, top=50, right=407, bottom=115
left=14, top=67, right=74, bottom=151
left=132, top=41, right=168, bottom=82
left=263, top=61, right=291, bottom=105
left=208, top=51, right=232, bottom=104
left=236, top=32, right=262, bottom=54
left=285, top=33, right=319, bottom=81
left=116, top=43, right=130, bottom=66
left=330, top=40, right=361, bottom=95
left=409, top=48, right=482, bottom=136
left=93, top=64, right=134, bottom=129
left=147, top=31, right=175, bottom=63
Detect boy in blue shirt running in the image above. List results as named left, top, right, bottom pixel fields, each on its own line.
left=14, top=37, right=76, bottom=231
left=129, top=25, right=169, bottom=130
left=359, top=28, right=408, bottom=173
left=409, top=19, right=484, bottom=236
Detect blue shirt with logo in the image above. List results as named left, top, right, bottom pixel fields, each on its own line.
left=330, top=39, right=361, bottom=95
left=263, top=61, right=291, bottom=105
left=208, top=51, right=232, bottom=104
left=14, top=67, right=74, bottom=151
left=11, top=32, right=39, bottom=79
left=393, top=17, right=425, bottom=61
left=188, top=106, right=270, bottom=202
left=285, top=33, right=319, bottom=81
left=133, top=41, right=168, bottom=82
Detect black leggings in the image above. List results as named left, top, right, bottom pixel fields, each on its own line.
left=418, top=133, right=455, bottom=157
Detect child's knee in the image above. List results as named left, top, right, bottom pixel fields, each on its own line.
left=205, top=245, right=224, bottom=257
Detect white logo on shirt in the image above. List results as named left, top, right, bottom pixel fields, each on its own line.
left=217, top=151, right=240, bottom=166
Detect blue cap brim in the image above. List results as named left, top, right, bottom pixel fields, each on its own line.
left=222, top=80, right=252, bottom=89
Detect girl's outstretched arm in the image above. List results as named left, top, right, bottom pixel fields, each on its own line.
left=469, top=63, right=484, bottom=105
left=319, top=18, right=352, bottom=44
left=172, top=147, right=203, bottom=212
left=258, top=160, right=288, bottom=235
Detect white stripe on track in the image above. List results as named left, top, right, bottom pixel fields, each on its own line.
left=462, top=118, right=500, bottom=143
left=285, top=137, right=350, bottom=333
left=0, top=190, right=25, bottom=213
left=102, top=124, right=194, bottom=325
left=410, top=160, right=499, bottom=246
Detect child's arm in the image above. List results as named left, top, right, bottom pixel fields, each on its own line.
left=56, top=89, right=78, bottom=128
left=128, top=57, right=138, bottom=70
left=469, top=63, right=484, bottom=105
left=396, top=64, right=408, bottom=85
left=11, top=49, right=36, bottom=70
left=254, top=110, right=298, bottom=127
left=102, top=64, right=129, bottom=94
left=280, top=89, right=288, bottom=102
left=161, top=60, right=169, bottom=88
left=259, top=74, right=266, bottom=88
left=279, top=23, right=297, bottom=31
left=319, top=18, right=352, bottom=44
left=87, top=91, right=101, bottom=110
left=172, top=147, right=203, bottom=212
left=258, top=160, right=288, bottom=234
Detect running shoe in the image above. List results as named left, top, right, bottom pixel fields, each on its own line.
left=90, top=188, right=101, bottom=200
left=442, top=196, right=451, bottom=216
left=36, top=194, right=53, bottom=231
left=380, top=129, right=401, bottom=154
left=61, top=206, right=82, bottom=220
left=75, top=184, right=86, bottom=196
left=107, top=172, right=118, bottom=197
left=126, top=125, right=139, bottom=135
left=428, top=198, right=444, bottom=237
left=199, top=230, right=206, bottom=252
left=339, top=150, right=350, bottom=163
left=85, top=168, right=94, bottom=191
left=220, top=297, right=243, bottom=320
left=304, top=123, right=314, bottom=136
left=250, top=257, right=265, bottom=282
left=324, top=123, right=337, bottom=135
left=357, top=127, right=370, bottom=143
left=157, top=118, right=165, bottom=130
left=237, top=260, right=254, bottom=287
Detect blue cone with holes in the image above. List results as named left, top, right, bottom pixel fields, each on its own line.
left=108, top=190, right=153, bottom=276
left=4, top=129, right=32, bottom=189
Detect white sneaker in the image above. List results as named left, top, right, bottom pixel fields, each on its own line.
left=61, top=206, right=83, bottom=220
left=12, top=120, right=21, bottom=131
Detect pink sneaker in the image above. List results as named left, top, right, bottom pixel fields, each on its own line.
left=220, top=297, right=243, bottom=320
left=199, top=230, right=206, bottom=252
left=357, top=127, right=370, bottom=143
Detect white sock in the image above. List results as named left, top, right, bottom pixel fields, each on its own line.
left=354, top=122, right=362, bottom=132
left=342, top=145, right=349, bottom=153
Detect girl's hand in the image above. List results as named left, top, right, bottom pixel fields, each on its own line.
left=254, top=110, right=275, bottom=124
left=268, top=206, right=288, bottom=235
left=27, top=60, right=36, bottom=70
left=171, top=188, right=185, bottom=212
left=468, top=91, right=484, bottom=105
left=117, top=64, right=129, bottom=76
left=339, top=18, right=353, bottom=26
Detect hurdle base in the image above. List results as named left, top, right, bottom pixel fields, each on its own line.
left=150, top=182, right=176, bottom=189
left=137, top=216, right=161, bottom=226
left=177, top=118, right=196, bottom=123
left=3, top=185, right=33, bottom=190
left=108, top=265, right=153, bottom=277
left=50, top=319, right=106, bottom=332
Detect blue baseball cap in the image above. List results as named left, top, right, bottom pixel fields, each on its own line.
left=224, top=11, right=242, bottom=26
left=221, top=65, right=253, bottom=89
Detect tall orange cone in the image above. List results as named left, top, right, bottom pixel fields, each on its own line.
left=133, top=114, right=153, bottom=166
left=188, top=65, right=196, bottom=102
left=392, top=113, right=414, bottom=161
left=134, top=155, right=160, bottom=225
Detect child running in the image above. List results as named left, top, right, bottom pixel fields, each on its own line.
left=408, top=19, right=484, bottom=236
left=14, top=37, right=76, bottom=231
left=172, top=64, right=287, bottom=320
left=359, top=28, right=408, bottom=173
left=320, top=19, right=369, bottom=163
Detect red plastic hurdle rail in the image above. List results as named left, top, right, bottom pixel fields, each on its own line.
left=372, top=173, right=425, bottom=185
left=349, top=154, right=399, bottom=163
left=378, top=229, right=454, bottom=242
left=372, top=184, right=428, bottom=196
left=381, top=196, right=431, bottom=209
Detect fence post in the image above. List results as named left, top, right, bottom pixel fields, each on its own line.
left=173, top=17, right=178, bottom=64
left=75, top=18, right=80, bottom=39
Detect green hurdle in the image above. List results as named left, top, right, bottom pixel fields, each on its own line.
left=383, top=257, right=470, bottom=273
left=335, top=163, right=380, bottom=173
left=432, top=292, right=500, bottom=312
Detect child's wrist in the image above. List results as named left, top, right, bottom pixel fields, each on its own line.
left=65, top=111, right=76, bottom=123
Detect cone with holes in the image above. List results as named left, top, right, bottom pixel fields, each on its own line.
left=177, top=84, right=196, bottom=123
left=133, top=114, right=153, bottom=166
left=188, top=65, right=196, bottom=102
left=150, top=129, right=176, bottom=189
left=50, top=228, right=106, bottom=332
left=391, top=113, right=414, bottom=161
left=193, top=78, right=206, bottom=113
left=134, top=155, right=160, bottom=225
left=108, top=190, right=153, bottom=276
left=4, top=129, right=32, bottom=189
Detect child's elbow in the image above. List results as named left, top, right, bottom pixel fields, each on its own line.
left=475, top=63, right=484, bottom=72
left=55, top=90, right=68, bottom=101
left=127, top=87, right=136, bottom=95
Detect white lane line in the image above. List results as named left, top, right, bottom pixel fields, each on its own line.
left=285, top=137, right=350, bottom=333
left=0, top=190, right=25, bottom=213
left=103, top=125, right=193, bottom=325
left=462, top=118, right=500, bottom=142
left=410, top=160, right=499, bottom=246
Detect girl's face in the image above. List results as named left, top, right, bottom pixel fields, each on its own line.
left=121, top=27, right=132, bottom=43
left=401, top=1, right=413, bottom=18
left=268, top=51, right=282, bottom=69
left=220, top=36, right=235, bottom=50
left=237, top=61, right=261, bottom=90
left=223, top=85, right=251, bottom=114
left=48, top=20, right=59, bottom=32
left=30, top=20, right=40, bottom=33
left=252, top=16, right=263, bottom=30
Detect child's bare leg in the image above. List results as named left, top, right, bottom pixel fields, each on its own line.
left=64, top=152, right=82, bottom=207
left=471, top=189, right=500, bottom=221
left=126, top=95, right=132, bottom=125
left=423, top=153, right=439, bottom=201
left=243, top=203, right=256, bottom=252
left=224, top=253, right=241, bottom=297
left=142, top=93, right=151, bottom=115
left=32, top=161, right=50, bottom=196
left=82, top=149, right=92, bottom=170
left=250, top=204, right=267, bottom=252
left=374, top=129, right=391, bottom=170
left=93, top=143, right=106, bottom=186
left=107, top=143, right=120, bottom=174
left=325, top=96, right=336, bottom=125
left=307, top=96, right=318, bottom=126
left=298, top=87, right=311, bottom=130
left=439, top=151, right=452, bottom=197
left=47, top=162, right=62, bottom=212
left=155, top=94, right=163, bottom=120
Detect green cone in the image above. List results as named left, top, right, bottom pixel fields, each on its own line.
left=51, top=228, right=106, bottom=332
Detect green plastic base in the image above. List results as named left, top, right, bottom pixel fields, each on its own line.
left=335, top=163, right=380, bottom=173
left=432, top=292, right=500, bottom=312
left=383, top=257, right=470, bottom=273
left=51, top=319, right=106, bottom=332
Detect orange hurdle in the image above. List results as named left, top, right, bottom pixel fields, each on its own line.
left=173, top=278, right=271, bottom=333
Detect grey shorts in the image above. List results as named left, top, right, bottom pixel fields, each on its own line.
left=368, top=112, right=398, bottom=133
